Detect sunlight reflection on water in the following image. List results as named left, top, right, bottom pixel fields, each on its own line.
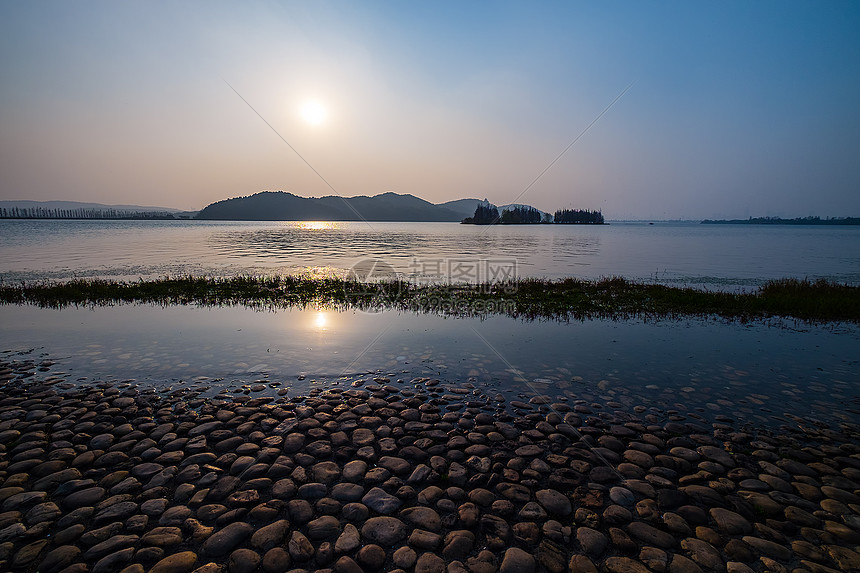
left=1, top=219, right=858, bottom=290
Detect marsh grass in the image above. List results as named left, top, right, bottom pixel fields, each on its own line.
left=0, top=275, right=857, bottom=322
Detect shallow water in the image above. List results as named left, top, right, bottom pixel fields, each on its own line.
left=2, top=219, right=858, bottom=290
left=2, top=304, right=857, bottom=430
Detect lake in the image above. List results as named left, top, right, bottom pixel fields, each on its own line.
left=1, top=219, right=859, bottom=289
left=1, top=219, right=858, bottom=432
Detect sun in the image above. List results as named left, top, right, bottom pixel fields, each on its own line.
left=300, top=100, right=328, bottom=126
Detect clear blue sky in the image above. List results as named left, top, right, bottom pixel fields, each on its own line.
left=1, top=1, right=858, bottom=218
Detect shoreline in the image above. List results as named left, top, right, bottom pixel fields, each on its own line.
left=1, top=359, right=858, bottom=573
left=2, top=276, right=859, bottom=323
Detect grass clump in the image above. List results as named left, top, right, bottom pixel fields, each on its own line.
left=0, top=276, right=857, bottom=323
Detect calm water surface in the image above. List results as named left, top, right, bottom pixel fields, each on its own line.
left=2, top=219, right=858, bottom=289
left=1, top=305, right=858, bottom=430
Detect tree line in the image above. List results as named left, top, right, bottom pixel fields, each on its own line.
left=702, top=216, right=859, bottom=226
left=0, top=207, right=178, bottom=219
left=463, top=204, right=604, bottom=225
left=553, top=209, right=605, bottom=224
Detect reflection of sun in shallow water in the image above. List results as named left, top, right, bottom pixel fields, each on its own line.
left=298, top=221, right=336, bottom=231
left=314, top=311, right=328, bottom=330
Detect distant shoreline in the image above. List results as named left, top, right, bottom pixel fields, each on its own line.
left=702, top=216, right=859, bottom=225
left=0, top=214, right=187, bottom=220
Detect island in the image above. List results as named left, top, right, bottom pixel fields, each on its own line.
left=462, top=203, right=604, bottom=225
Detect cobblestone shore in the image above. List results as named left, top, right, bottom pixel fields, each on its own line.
left=0, top=358, right=858, bottom=573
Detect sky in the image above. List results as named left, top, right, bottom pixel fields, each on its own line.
left=1, top=1, right=859, bottom=219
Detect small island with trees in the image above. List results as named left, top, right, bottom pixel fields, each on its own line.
left=462, top=202, right=604, bottom=225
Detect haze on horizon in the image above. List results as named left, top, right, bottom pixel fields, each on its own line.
left=1, top=1, right=859, bottom=220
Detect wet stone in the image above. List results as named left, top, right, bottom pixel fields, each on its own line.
left=357, top=543, right=387, bottom=570
left=13, top=539, right=49, bottom=567
left=535, top=541, right=564, bottom=573
left=610, top=527, right=639, bottom=554
left=362, top=487, right=402, bottom=514
left=576, top=526, right=608, bottom=557
left=627, top=521, right=677, bottom=548
left=415, top=551, right=446, bottom=573
left=378, top=455, right=411, bottom=475
left=201, top=521, right=253, bottom=557
left=826, top=545, right=860, bottom=572
left=149, top=551, right=198, bottom=573
left=24, top=501, right=61, bottom=524
left=331, top=482, right=364, bottom=502
left=335, top=523, right=361, bottom=554
left=84, top=534, right=139, bottom=561
left=307, top=515, right=341, bottom=540
left=229, top=548, right=261, bottom=573
left=697, top=446, right=735, bottom=468
left=261, top=547, right=291, bottom=573
left=496, top=482, right=531, bottom=503
left=159, top=505, right=192, bottom=526
left=141, top=526, right=184, bottom=547
left=402, top=506, right=443, bottom=531
left=251, top=519, right=289, bottom=551
left=500, top=547, right=535, bottom=573
left=569, top=554, right=598, bottom=573
left=38, top=545, right=82, bottom=573
left=669, top=554, right=703, bottom=573
left=342, top=460, right=367, bottom=482
left=62, top=486, right=105, bottom=509
left=91, top=547, right=135, bottom=573
left=639, top=547, right=668, bottom=572
left=288, top=499, right=314, bottom=524
left=361, top=516, right=408, bottom=545
left=740, top=535, right=792, bottom=560
left=514, top=445, right=543, bottom=457
left=603, top=557, right=651, bottom=573
left=536, top=488, right=572, bottom=516
left=604, top=504, right=633, bottom=524
left=680, top=538, right=723, bottom=571
left=519, top=501, right=547, bottom=521
left=610, top=486, right=636, bottom=507
left=709, top=508, right=753, bottom=535
left=442, top=530, right=475, bottom=560
left=287, top=531, right=314, bottom=562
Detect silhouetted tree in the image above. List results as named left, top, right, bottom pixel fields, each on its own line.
left=554, top=209, right=604, bottom=224
left=462, top=203, right=500, bottom=225
left=500, top=206, right=542, bottom=224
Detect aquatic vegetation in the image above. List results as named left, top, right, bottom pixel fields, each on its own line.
left=1, top=276, right=857, bottom=322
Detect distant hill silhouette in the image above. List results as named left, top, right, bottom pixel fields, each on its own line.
left=195, top=191, right=467, bottom=221
left=436, top=198, right=486, bottom=219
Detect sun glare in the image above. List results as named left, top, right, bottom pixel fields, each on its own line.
left=300, top=100, right=328, bottom=126
left=314, top=311, right=328, bottom=329
left=298, top=221, right=335, bottom=230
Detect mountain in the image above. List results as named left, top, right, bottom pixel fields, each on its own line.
left=0, top=200, right=182, bottom=213
left=196, top=191, right=467, bottom=222
left=436, top=198, right=486, bottom=219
